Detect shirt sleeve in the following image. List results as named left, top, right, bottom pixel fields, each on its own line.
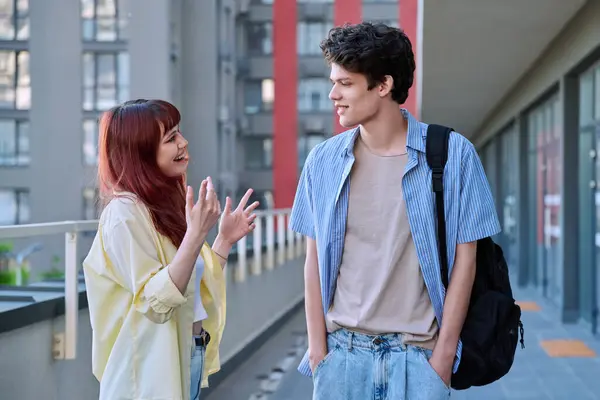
left=289, top=149, right=316, bottom=239
left=456, top=142, right=502, bottom=244
left=103, top=218, right=187, bottom=324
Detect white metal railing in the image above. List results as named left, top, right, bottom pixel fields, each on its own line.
left=0, top=220, right=97, bottom=361
left=0, top=208, right=304, bottom=361
left=234, top=208, right=305, bottom=281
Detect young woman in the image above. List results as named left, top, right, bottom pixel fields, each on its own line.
left=83, top=99, right=259, bottom=400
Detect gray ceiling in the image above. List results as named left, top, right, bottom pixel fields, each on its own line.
left=419, top=0, right=587, bottom=138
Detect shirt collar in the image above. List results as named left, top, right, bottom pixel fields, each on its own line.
left=342, top=108, right=425, bottom=156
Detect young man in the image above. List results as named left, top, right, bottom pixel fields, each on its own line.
left=289, top=22, right=501, bottom=399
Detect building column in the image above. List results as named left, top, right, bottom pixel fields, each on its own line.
left=28, top=0, right=83, bottom=270
left=29, top=0, right=82, bottom=224
left=272, top=0, right=298, bottom=208
left=400, top=0, right=420, bottom=118
left=126, top=0, right=172, bottom=101
left=516, top=114, right=529, bottom=289
left=218, top=0, right=238, bottom=202
left=180, top=0, right=219, bottom=191
left=333, top=0, right=362, bottom=134
left=560, top=74, right=581, bottom=323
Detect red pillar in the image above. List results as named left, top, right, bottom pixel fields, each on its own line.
left=333, top=0, right=362, bottom=135
left=273, top=0, right=298, bottom=208
left=400, top=0, right=419, bottom=118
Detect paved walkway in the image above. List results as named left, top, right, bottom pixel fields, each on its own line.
left=206, top=283, right=600, bottom=400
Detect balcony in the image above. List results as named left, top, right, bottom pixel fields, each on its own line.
left=298, top=3, right=332, bottom=21
left=0, top=209, right=306, bottom=399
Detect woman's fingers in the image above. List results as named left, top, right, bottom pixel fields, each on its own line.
left=237, top=188, right=254, bottom=211
left=224, top=196, right=232, bottom=214
left=198, top=179, right=208, bottom=206
left=244, top=201, right=260, bottom=215
left=185, top=186, right=193, bottom=219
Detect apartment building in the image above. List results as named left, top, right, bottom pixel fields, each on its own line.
left=240, top=0, right=403, bottom=209
left=0, top=0, right=407, bottom=269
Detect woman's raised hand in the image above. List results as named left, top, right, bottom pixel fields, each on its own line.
left=185, top=177, right=221, bottom=237
left=217, top=188, right=260, bottom=245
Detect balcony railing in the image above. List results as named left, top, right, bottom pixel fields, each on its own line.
left=0, top=208, right=303, bottom=361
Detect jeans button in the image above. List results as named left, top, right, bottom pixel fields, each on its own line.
left=373, top=338, right=382, bottom=345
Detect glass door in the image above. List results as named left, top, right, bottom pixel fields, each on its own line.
left=527, top=95, right=562, bottom=304
left=527, top=113, right=540, bottom=288
left=499, top=125, right=519, bottom=271
left=578, top=63, right=600, bottom=333
left=544, top=99, right=562, bottom=303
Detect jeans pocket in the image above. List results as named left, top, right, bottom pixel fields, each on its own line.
left=313, top=346, right=339, bottom=378
left=416, top=348, right=451, bottom=392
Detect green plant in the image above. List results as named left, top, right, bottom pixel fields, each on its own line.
left=0, top=241, right=13, bottom=272
left=0, top=270, right=15, bottom=285
left=40, top=255, right=65, bottom=280
left=0, top=241, right=26, bottom=285
left=0, top=241, right=13, bottom=254
left=40, top=268, right=65, bottom=280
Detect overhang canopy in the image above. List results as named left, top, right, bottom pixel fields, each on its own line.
left=419, top=0, right=587, bottom=138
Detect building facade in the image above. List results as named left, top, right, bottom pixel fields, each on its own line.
left=472, top=0, right=600, bottom=335
left=0, top=0, right=416, bottom=270
left=0, top=0, right=235, bottom=268
left=0, top=0, right=416, bottom=224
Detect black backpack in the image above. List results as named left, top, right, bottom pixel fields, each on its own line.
left=426, top=124, right=525, bottom=390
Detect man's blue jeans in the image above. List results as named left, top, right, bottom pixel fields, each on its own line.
left=312, top=329, right=452, bottom=399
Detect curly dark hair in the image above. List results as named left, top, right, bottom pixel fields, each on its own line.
left=320, top=22, right=415, bottom=104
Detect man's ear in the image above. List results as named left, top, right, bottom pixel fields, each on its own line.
left=378, top=75, right=394, bottom=97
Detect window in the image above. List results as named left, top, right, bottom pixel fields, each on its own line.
left=83, top=51, right=129, bottom=111
left=298, top=78, right=331, bottom=112
left=0, top=188, right=29, bottom=225
left=244, top=137, right=272, bottom=170
left=578, top=62, right=600, bottom=325
left=297, top=22, right=332, bottom=55
left=526, top=95, right=561, bottom=301
left=247, top=22, right=272, bottom=55
left=368, top=19, right=399, bottom=28
left=0, top=0, right=29, bottom=40
left=83, top=118, right=99, bottom=165
left=0, top=119, right=28, bottom=166
left=595, top=65, right=600, bottom=120
left=244, top=79, right=274, bottom=114
left=83, top=188, right=100, bottom=220
left=298, top=134, right=325, bottom=168
left=0, top=50, right=30, bottom=109
left=82, top=0, right=125, bottom=41
left=580, top=70, right=595, bottom=128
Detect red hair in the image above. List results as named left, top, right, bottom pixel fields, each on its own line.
left=98, top=99, right=187, bottom=248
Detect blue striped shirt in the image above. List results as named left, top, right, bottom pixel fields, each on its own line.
left=289, top=109, right=501, bottom=377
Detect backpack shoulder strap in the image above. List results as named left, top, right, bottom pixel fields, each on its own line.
left=426, top=124, right=453, bottom=289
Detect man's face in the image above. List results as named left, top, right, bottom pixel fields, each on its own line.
left=328, top=63, right=383, bottom=128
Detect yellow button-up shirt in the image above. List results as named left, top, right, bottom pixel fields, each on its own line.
left=83, top=194, right=226, bottom=400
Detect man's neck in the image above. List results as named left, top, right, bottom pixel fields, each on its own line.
left=358, top=107, right=408, bottom=157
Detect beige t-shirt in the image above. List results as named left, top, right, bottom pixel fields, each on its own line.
left=326, top=136, right=438, bottom=349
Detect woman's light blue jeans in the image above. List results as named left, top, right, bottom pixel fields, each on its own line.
left=190, top=341, right=206, bottom=400
left=312, top=329, right=452, bottom=400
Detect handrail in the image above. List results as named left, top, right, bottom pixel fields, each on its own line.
left=0, top=208, right=292, bottom=239
left=0, top=207, right=300, bottom=362
left=0, top=221, right=98, bottom=239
